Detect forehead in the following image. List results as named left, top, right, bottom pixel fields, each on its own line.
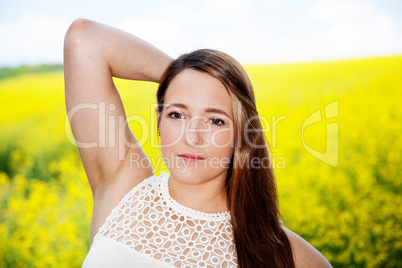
left=164, top=69, right=233, bottom=117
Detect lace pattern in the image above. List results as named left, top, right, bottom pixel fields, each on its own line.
left=98, top=172, right=237, bottom=267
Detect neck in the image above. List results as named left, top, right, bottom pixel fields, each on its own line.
left=168, top=173, right=228, bottom=213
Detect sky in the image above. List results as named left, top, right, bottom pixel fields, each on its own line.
left=0, top=0, right=401, bottom=67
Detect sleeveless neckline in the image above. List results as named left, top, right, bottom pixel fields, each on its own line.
left=159, top=171, right=231, bottom=221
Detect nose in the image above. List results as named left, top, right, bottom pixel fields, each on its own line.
left=185, top=116, right=208, bottom=147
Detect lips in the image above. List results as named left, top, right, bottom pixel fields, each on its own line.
left=178, top=153, right=206, bottom=162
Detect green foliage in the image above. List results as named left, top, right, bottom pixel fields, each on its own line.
left=0, top=64, right=63, bottom=80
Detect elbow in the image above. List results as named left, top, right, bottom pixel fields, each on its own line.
left=64, top=18, right=93, bottom=56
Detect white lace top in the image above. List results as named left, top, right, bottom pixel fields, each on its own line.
left=82, top=171, right=237, bottom=267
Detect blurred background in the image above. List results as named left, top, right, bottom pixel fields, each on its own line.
left=0, top=0, right=401, bottom=267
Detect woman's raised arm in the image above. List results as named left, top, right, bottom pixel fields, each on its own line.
left=64, top=19, right=172, bottom=241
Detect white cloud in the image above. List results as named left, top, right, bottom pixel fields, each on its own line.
left=305, top=0, right=402, bottom=59
left=308, top=0, right=375, bottom=23
left=0, top=15, right=70, bottom=66
left=118, top=18, right=195, bottom=58
left=205, top=0, right=251, bottom=19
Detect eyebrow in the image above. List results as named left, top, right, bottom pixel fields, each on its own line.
left=166, top=103, right=231, bottom=118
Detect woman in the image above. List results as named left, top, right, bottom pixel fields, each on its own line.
left=64, top=19, right=332, bottom=267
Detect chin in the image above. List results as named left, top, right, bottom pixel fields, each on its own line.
left=168, top=166, right=228, bottom=186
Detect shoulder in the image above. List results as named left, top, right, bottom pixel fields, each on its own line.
left=282, top=227, right=332, bottom=268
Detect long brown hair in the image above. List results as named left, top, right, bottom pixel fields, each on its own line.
left=157, top=49, right=294, bottom=267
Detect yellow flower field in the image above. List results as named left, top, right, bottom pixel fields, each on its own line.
left=0, top=56, right=401, bottom=267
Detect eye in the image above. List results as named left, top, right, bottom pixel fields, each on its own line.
left=168, top=111, right=185, bottom=120
left=209, top=117, right=225, bottom=127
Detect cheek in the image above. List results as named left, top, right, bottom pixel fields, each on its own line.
left=209, top=128, right=235, bottom=156
left=160, top=119, right=184, bottom=148
left=211, top=127, right=234, bottom=148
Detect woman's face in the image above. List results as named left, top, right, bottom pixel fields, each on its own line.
left=157, top=69, right=235, bottom=186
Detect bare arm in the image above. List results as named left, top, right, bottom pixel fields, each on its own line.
left=64, top=18, right=173, bottom=242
